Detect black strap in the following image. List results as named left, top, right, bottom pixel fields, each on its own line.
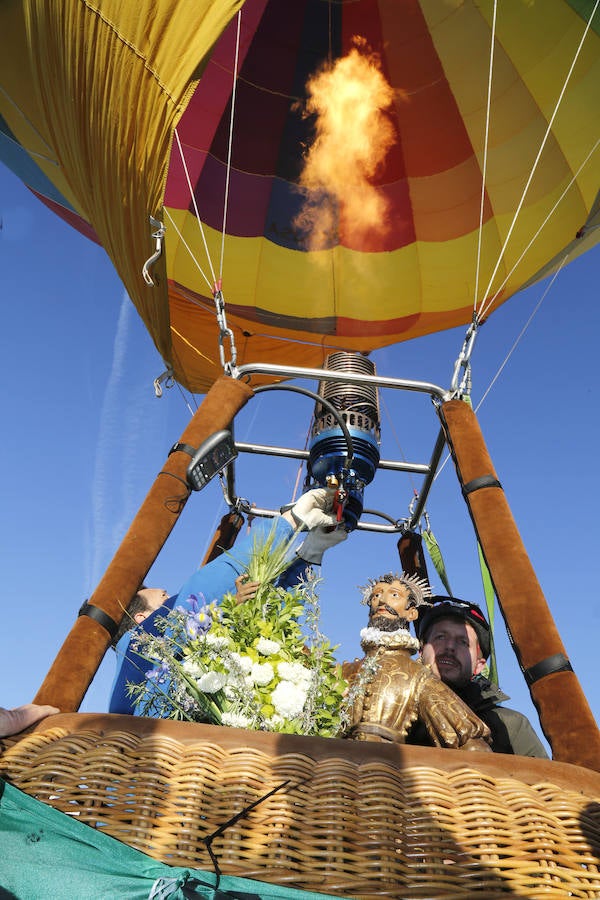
left=524, top=653, right=573, bottom=686
left=462, top=474, right=502, bottom=496
left=78, top=602, right=119, bottom=639
left=168, top=441, right=197, bottom=458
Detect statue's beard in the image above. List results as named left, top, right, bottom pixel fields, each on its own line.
left=368, top=612, right=411, bottom=633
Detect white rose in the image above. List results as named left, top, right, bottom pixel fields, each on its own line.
left=205, top=634, right=229, bottom=651
left=263, top=714, right=285, bottom=731
left=229, top=653, right=253, bottom=675
left=197, top=671, right=227, bottom=693
left=256, top=637, right=281, bottom=656
left=221, top=711, right=252, bottom=728
left=271, top=680, right=307, bottom=719
left=182, top=659, right=203, bottom=678
left=251, top=662, right=275, bottom=686
left=277, top=661, right=312, bottom=685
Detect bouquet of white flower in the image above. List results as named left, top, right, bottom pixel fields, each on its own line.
left=126, top=527, right=347, bottom=737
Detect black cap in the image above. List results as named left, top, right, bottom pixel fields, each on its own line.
left=416, top=596, right=491, bottom=659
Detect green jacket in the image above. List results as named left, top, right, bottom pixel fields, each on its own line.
left=454, top=676, right=549, bottom=758
left=407, top=675, right=549, bottom=758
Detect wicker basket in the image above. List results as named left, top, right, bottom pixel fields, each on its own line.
left=2, top=713, right=599, bottom=899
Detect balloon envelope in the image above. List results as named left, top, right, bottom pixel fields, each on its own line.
left=1, top=0, right=599, bottom=391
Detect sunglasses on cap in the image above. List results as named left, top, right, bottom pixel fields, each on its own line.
left=426, top=598, right=488, bottom=627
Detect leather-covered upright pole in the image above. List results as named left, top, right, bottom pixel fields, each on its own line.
left=439, top=398, right=600, bottom=771
left=398, top=531, right=429, bottom=584
left=201, top=510, right=245, bottom=565
left=34, top=376, right=254, bottom=712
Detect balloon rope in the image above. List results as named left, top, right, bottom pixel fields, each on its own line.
left=478, top=136, right=600, bottom=321
left=436, top=258, right=567, bottom=485
left=475, top=257, right=569, bottom=412
left=163, top=204, right=214, bottom=292
left=168, top=10, right=242, bottom=323
left=477, top=0, right=600, bottom=322
left=473, top=0, right=497, bottom=314
left=219, top=9, right=243, bottom=284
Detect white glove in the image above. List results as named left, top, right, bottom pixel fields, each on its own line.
left=297, top=525, right=348, bottom=565
left=285, top=487, right=338, bottom=531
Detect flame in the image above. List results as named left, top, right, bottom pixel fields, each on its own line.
left=294, top=38, right=398, bottom=251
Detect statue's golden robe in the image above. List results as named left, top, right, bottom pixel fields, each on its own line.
left=343, top=631, right=491, bottom=751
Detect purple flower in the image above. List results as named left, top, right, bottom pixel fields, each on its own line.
left=176, top=594, right=214, bottom=639
left=184, top=611, right=211, bottom=639
left=187, top=593, right=205, bottom=613
left=146, top=660, right=170, bottom=683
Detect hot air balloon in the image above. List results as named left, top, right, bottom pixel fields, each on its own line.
left=1, top=1, right=600, bottom=897
left=1, top=0, right=599, bottom=392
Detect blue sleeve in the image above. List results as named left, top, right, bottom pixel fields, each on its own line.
left=108, top=517, right=307, bottom=715
left=108, top=634, right=135, bottom=714
left=174, top=516, right=298, bottom=607
left=108, top=633, right=141, bottom=714
left=278, top=555, right=311, bottom=589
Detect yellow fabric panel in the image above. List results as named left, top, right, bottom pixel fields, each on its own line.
left=172, top=183, right=587, bottom=335
left=0, top=0, right=243, bottom=366
left=418, top=0, right=599, bottom=307
left=0, top=3, right=80, bottom=212
left=255, top=239, right=408, bottom=321
left=407, top=156, right=490, bottom=242
left=492, top=173, right=593, bottom=278
left=413, top=0, right=492, bottom=142
left=490, top=1, right=600, bottom=195
left=168, top=208, right=336, bottom=317
left=168, top=285, right=472, bottom=394
left=168, top=208, right=511, bottom=324
left=166, top=207, right=555, bottom=332
left=424, top=0, right=600, bottom=195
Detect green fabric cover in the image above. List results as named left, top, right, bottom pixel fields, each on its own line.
left=0, top=779, right=348, bottom=900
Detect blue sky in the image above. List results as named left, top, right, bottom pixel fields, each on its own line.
left=1, top=162, right=599, bottom=753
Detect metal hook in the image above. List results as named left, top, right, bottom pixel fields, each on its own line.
left=153, top=367, right=174, bottom=398
left=142, top=216, right=166, bottom=286
left=450, top=315, right=479, bottom=396
left=408, top=493, right=417, bottom=518
left=213, top=286, right=238, bottom=376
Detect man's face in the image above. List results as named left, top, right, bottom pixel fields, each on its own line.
left=135, top=588, right=169, bottom=623
left=421, top=616, right=486, bottom=688
left=368, top=581, right=417, bottom=632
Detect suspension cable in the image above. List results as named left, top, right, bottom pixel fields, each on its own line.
left=164, top=196, right=238, bottom=376
left=474, top=255, right=569, bottom=413
left=173, top=126, right=218, bottom=286
left=476, top=0, right=600, bottom=322
left=473, top=0, right=497, bottom=314
left=219, top=8, right=243, bottom=284
left=437, top=259, right=565, bottom=485
left=478, top=137, right=600, bottom=321
left=163, top=205, right=214, bottom=292
left=166, top=8, right=244, bottom=377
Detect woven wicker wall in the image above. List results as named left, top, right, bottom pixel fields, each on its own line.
left=2, top=714, right=599, bottom=899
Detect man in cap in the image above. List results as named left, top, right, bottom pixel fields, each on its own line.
left=340, top=574, right=492, bottom=750
left=416, top=597, right=548, bottom=758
